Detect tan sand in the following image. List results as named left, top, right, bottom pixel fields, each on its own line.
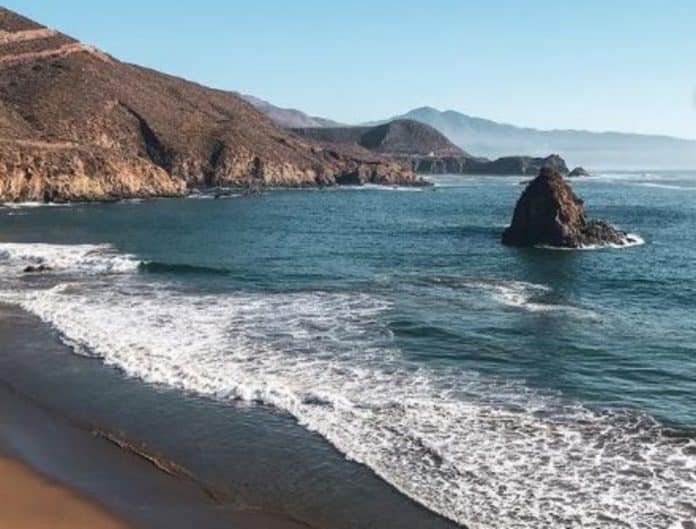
left=0, top=457, right=132, bottom=529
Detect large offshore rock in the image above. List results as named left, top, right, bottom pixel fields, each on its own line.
left=502, top=167, right=637, bottom=248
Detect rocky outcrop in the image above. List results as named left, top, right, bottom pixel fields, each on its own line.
left=502, top=167, right=637, bottom=248
left=568, top=166, right=591, bottom=177
left=0, top=8, right=421, bottom=203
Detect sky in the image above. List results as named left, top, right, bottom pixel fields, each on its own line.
left=8, top=0, right=696, bottom=139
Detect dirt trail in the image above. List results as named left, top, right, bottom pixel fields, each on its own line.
left=0, top=28, right=57, bottom=44
left=0, top=42, right=111, bottom=66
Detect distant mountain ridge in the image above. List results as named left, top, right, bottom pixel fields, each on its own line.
left=371, top=107, right=696, bottom=169
left=240, top=94, right=345, bottom=128
left=293, top=120, right=572, bottom=177
left=293, top=119, right=467, bottom=157
left=245, top=94, right=696, bottom=169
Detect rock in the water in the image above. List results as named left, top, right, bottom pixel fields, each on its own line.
left=502, top=167, right=634, bottom=248
left=569, top=166, right=591, bottom=177
left=23, top=264, right=52, bottom=273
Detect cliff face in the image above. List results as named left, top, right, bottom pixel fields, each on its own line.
left=0, top=9, right=419, bottom=202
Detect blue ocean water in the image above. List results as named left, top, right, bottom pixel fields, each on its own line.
left=0, top=172, right=694, bottom=528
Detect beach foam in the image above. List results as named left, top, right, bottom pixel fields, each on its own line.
left=536, top=233, right=645, bottom=251
left=0, top=243, right=139, bottom=275
left=0, top=243, right=693, bottom=529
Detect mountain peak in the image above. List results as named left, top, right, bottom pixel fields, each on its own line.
left=0, top=7, right=45, bottom=32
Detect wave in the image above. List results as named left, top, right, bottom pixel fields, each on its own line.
left=425, top=276, right=598, bottom=319
left=637, top=183, right=696, bottom=191
left=186, top=193, right=243, bottom=200
left=0, top=242, right=139, bottom=275
left=0, top=201, right=75, bottom=208
left=536, top=233, right=645, bottom=251
left=139, top=261, right=233, bottom=276
left=1, top=245, right=693, bottom=528
left=328, top=184, right=427, bottom=192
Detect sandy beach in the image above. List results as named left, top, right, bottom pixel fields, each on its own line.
left=0, top=457, right=131, bottom=529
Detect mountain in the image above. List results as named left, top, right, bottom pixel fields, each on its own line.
left=293, top=119, right=466, bottom=157
left=373, top=107, right=696, bottom=170
left=0, top=9, right=419, bottom=203
left=293, top=120, right=572, bottom=176
left=240, top=94, right=344, bottom=128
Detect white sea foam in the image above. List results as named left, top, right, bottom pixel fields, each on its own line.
left=0, top=243, right=693, bottom=529
left=0, top=242, right=140, bottom=275
left=427, top=277, right=598, bottom=319
left=536, top=233, right=645, bottom=251
left=0, top=201, right=75, bottom=208
left=637, top=183, right=696, bottom=191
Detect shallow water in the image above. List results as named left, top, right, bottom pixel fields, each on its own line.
left=0, top=172, right=695, bottom=529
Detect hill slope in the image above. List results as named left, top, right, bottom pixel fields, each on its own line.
left=0, top=9, right=417, bottom=202
left=294, top=119, right=466, bottom=157
left=377, top=107, right=696, bottom=169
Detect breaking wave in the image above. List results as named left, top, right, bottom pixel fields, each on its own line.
left=0, top=242, right=693, bottom=529
left=536, top=233, right=645, bottom=251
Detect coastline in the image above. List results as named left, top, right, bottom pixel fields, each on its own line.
left=0, top=303, right=464, bottom=529
left=0, top=374, right=312, bottom=529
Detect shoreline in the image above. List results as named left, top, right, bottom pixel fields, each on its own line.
left=0, top=303, right=464, bottom=529
left=0, top=379, right=313, bottom=529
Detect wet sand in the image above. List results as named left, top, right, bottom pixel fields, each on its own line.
left=0, top=366, right=311, bottom=529
left=0, top=303, right=462, bottom=529
left=0, top=457, right=131, bottom=529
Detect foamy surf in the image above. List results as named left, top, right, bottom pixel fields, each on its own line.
left=426, top=276, right=599, bottom=319
left=0, top=242, right=693, bottom=529
left=536, top=233, right=645, bottom=251
left=0, top=201, right=75, bottom=208
left=637, top=182, right=696, bottom=191
left=0, top=242, right=140, bottom=275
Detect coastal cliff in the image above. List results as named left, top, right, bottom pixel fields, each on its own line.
left=293, top=121, right=571, bottom=176
left=0, top=9, right=421, bottom=203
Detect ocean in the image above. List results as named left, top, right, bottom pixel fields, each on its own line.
left=0, top=172, right=694, bottom=529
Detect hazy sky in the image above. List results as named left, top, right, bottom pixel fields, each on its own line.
left=9, top=0, right=696, bottom=138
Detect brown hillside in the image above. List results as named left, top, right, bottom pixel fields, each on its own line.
left=0, top=8, right=418, bottom=202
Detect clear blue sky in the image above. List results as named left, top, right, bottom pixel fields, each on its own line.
left=8, top=0, right=696, bottom=138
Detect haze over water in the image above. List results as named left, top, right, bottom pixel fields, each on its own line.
left=1, top=171, right=695, bottom=528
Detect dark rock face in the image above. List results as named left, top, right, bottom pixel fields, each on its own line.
left=569, top=166, right=591, bottom=177
left=463, top=154, right=569, bottom=176
left=23, top=264, right=52, bottom=273
left=502, top=167, right=636, bottom=248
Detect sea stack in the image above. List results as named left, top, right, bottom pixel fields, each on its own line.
left=568, top=166, right=591, bottom=177
left=502, top=167, right=637, bottom=248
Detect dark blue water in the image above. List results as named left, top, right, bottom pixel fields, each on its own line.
left=1, top=172, right=694, bottom=528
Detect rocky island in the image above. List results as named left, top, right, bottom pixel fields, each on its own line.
left=0, top=8, right=426, bottom=203
left=502, top=167, right=638, bottom=248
